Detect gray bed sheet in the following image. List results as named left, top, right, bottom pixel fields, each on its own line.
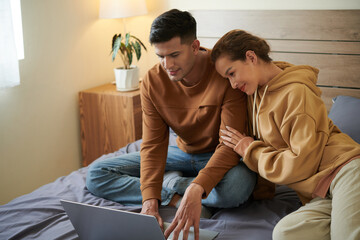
left=0, top=133, right=301, bottom=240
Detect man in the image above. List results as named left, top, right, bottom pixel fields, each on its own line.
left=86, top=9, right=256, bottom=240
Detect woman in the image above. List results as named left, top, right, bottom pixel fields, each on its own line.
left=211, top=29, right=360, bottom=240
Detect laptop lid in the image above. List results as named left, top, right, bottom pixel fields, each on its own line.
left=60, top=199, right=218, bottom=240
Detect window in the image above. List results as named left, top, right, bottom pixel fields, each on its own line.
left=11, top=0, right=24, bottom=60
left=0, top=0, right=23, bottom=88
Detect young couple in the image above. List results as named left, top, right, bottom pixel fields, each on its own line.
left=86, top=9, right=360, bottom=240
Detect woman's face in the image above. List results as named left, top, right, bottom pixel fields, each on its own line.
left=215, top=53, right=260, bottom=95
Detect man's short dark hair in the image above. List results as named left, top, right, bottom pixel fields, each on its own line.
left=149, top=9, right=197, bottom=45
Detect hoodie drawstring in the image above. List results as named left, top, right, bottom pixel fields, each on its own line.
left=252, top=87, right=258, bottom=138
left=252, top=85, right=269, bottom=139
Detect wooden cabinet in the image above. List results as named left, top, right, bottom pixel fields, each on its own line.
left=79, top=83, right=142, bottom=166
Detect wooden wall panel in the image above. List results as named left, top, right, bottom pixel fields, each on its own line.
left=192, top=10, right=360, bottom=112
left=192, top=10, right=360, bottom=41
left=201, top=38, right=360, bottom=89
left=200, top=38, right=360, bottom=55
left=269, top=53, right=360, bottom=88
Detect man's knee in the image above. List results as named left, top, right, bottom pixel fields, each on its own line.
left=86, top=161, right=106, bottom=196
left=229, top=163, right=257, bottom=185
left=214, top=164, right=257, bottom=207
left=225, top=163, right=257, bottom=196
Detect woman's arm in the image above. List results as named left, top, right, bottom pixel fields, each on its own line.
left=222, top=114, right=329, bottom=185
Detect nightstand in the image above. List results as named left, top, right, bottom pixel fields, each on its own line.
left=79, top=83, right=142, bottom=166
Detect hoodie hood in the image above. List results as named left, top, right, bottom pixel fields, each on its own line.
left=264, top=61, right=321, bottom=96
left=250, top=61, right=320, bottom=139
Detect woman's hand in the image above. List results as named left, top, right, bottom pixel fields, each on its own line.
left=221, top=126, right=254, bottom=157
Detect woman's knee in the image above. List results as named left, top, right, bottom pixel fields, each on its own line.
left=273, top=204, right=331, bottom=240
left=272, top=218, right=291, bottom=240
left=273, top=217, right=312, bottom=240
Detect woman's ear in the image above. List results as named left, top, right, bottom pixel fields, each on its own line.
left=246, top=50, right=257, bottom=64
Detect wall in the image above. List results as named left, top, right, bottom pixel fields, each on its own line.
left=0, top=0, right=358, bottom=205
left=0, top=0, right=167, bottom=205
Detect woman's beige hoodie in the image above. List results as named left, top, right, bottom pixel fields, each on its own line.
left=244, top=61, right=360, bottom=204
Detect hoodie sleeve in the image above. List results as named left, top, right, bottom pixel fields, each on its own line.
left=243, top=87, right=330, bottom=185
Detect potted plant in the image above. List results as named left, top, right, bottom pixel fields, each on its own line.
left=111, top=33, right=147, bottom=91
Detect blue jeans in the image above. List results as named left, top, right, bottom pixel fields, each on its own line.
left=86, top=146, right=256, bottom=208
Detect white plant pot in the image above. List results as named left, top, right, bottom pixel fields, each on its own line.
left=114, top=66, right=139, bottom=92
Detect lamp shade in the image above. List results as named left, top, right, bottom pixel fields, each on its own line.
left=99, top=0, right=148, bottom=19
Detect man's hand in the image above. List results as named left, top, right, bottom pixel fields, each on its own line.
left=141, top=198, right=164, bottom=231
left=164, top=183, right=204, bottom=240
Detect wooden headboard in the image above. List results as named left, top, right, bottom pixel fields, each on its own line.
left=190, top=10, right=360, bottom=112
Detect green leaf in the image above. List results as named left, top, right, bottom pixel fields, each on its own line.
left=131, top=41, right=141, bottom=60
left=111, top=34, right=117, bottom=50
left=130, top=35, right=147, bottom=51
left=126, top=47, right=133, bottom=67
left=125, top=33, right=130, bottom=47
left=111, top=35, right=122, bottom=62
left=112, top=34, right=120, bottom=49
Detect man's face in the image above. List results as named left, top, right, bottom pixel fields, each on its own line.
left=154, top=37, right=197, bottom=82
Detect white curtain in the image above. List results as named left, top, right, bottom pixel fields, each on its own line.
left=0, top=0, right=20, bottom=88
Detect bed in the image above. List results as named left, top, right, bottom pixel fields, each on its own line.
left=1, top=10, right=359, bottom=240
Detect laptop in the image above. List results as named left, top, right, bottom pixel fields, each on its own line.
left=61, top=199, right=219, bottom=240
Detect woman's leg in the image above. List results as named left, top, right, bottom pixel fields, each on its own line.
left=330, top=158, right=360, bottom=240
left=273, top=197, right=331, bottom=240
left=273, top=158, right=360, bottom=240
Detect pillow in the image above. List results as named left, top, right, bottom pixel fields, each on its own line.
left=328, top=95, right=360, bottom=143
